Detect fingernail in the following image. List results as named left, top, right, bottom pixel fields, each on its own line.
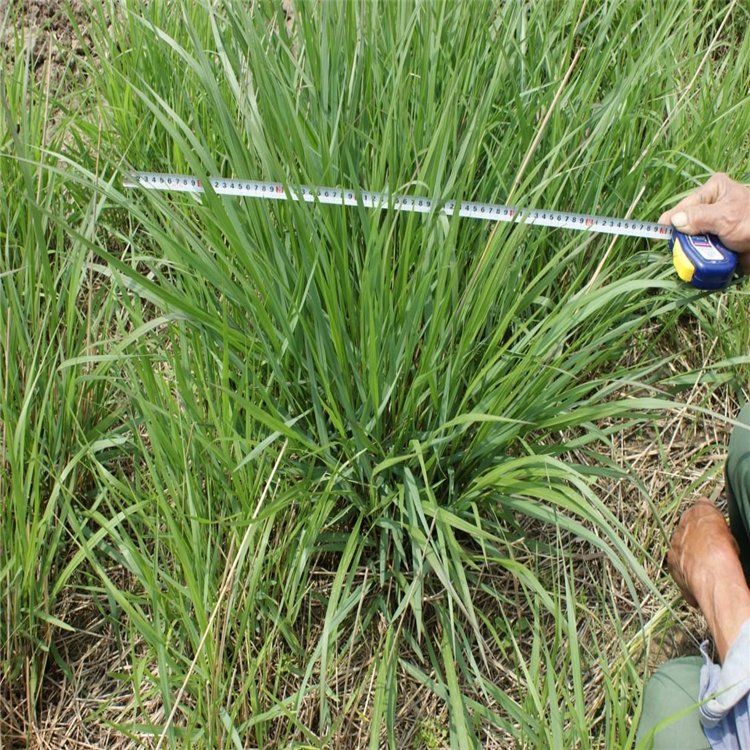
left=671, top=212, right=688, bottom=228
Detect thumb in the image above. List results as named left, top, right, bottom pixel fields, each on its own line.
left=669, top=204, right=724, bottom=236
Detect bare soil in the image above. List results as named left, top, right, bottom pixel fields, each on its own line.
left=2, top=0, right=93, bottom=74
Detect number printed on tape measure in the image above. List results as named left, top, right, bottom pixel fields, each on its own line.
left=123, top=171, right=674, bottom=242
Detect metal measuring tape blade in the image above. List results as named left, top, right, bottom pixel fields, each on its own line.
left=123, top=171, right=739, bottom=290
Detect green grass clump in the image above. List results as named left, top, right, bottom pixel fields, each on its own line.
left=0, top=24, right=126, bottom=708
left=2, top=0, right=750, bottom=747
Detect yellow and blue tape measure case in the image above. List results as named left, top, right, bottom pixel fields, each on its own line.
left=669, top=232, right=737, bottom=290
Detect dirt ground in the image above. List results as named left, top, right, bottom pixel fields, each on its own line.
left=2, top=0, right=91, bottom=64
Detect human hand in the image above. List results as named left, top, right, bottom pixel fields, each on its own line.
left=659, top=173, right=750, bottom=274
left=667, top=498, right=740, bottom=608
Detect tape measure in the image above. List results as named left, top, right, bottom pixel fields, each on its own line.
left=123, top=171, right=738, bottom=290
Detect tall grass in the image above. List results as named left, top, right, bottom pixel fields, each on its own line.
left=2, top=0, right=750, bottom=747
left=0, top=23, right=126, bottom=711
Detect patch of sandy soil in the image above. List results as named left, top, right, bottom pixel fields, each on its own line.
left=1, top=0, right=101, bottom=84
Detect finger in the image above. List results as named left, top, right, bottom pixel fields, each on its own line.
left=666, top=548, right=680, bottom=580
left=659, top=195, right=706, bottom=225
left=666, top=552, right=699, bottom=607
left=687, top=497, right=716, bottom=516
left=683, top=590, right=699, bottom=608
left=659, top=180, right=724, bottom=225
left=693, top=496, right=715, bottom=505
left=667, top=547, right=682, bottom=588
left=668, top=203, right=727, bottom=236
left=732, top=534, right=741, bottom=556
left=668, top=524, right=682, bottom=548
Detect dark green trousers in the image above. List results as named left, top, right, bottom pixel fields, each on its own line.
left=635, top=403, right=750, bottom=749
left=727, top=403, right=750, bottom=584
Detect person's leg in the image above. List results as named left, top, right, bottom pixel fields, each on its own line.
left=635, top=656, right=710, bottom=750
left=636, top=407, right=750, bottom=748
left=725, top=402, right=750, bottom=584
